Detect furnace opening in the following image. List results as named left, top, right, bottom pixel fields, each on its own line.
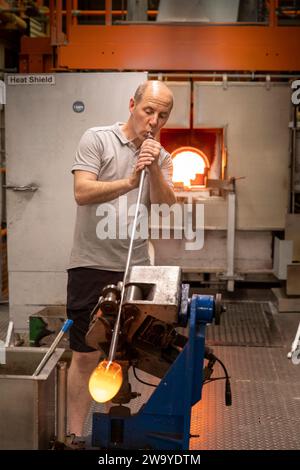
left=160, top=128, right=226, bottom=194
left=172, top=146, right=210, bottom=189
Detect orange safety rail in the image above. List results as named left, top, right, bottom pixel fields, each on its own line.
left=19, top=0, right=300, bottom=73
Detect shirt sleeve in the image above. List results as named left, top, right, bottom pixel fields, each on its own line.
left=71, top=129, right=104, bottom=175
left=160, top=150, right=174, bottom=189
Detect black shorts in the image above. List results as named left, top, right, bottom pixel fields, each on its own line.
left=67, top=267, right=123, bottom=352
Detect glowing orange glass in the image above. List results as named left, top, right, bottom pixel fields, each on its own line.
left=172, top=146, right=210, bottom=188
left=88, top=360, right=123, bottom=403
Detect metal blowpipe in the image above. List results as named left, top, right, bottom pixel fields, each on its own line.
left=32, top=319, right=73, bottom=376
left=107, top=131, right=153, bottom=363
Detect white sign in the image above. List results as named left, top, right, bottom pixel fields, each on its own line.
left=7, top=75, right=56, bottom=85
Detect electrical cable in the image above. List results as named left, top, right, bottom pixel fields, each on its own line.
left=132, top=366, right=158, bottom=388
left=203, top=376, right=228, bottom=384
left=204, top=347, right=232, bottom=406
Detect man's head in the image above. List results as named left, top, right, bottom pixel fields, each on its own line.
left=126, top=80, right=173, bottom=143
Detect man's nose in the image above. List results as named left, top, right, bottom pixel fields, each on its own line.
left=149, top=114, right=158, bottom=127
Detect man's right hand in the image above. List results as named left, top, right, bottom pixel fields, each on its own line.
left=128, top=168, right=142, bottom=189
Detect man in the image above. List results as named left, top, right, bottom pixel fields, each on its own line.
left=67, top=80, right=176, bottom=437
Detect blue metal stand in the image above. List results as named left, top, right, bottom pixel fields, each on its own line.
left=92, top=294, right=215, bottom=450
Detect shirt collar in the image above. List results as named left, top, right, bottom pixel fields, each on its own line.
left=112, top=122, right=130, bottom=145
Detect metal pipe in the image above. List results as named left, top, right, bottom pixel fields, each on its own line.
left=226, top=191, right=236, bottom=292
left=56, top=361, right=67, bottom=442
left=45, top=9, right=157, bottom=17
left=148, top=72, right=300, bottom=79
left=268, top=0, right=279, bottom=28
left=56, top=0, right=63, bottom=45
left=105, top=0, right=112, bottom=25
left=66, top=0, right=72, bottom=41
left=0, top=321, right=14, bottom=365
left=49, top=0, right=55, bottom=41
left=108, top=132, right=153, bottom=363
left=108, top=168, right=146, bottom=363
left=290, top=105, right=298, bottom=213
left=33, top=319, right=73, bottom=376
left=73, top=0, right=78, bottom=25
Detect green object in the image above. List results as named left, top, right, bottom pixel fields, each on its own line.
left=29, top=317, right=48, bottom=347
left=29, top=307, right=67, bottom=347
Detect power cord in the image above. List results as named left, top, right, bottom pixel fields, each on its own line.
left=203, top=347, right=232, bottom=406
left=132, top=366, right=158, bottom=388
left=133, top=347, right=232, bottom=408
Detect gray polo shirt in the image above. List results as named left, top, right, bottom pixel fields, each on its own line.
left=68, top=122, right=173, bottom=271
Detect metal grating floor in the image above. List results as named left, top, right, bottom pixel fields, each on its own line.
left=190, top=346, right=300, bottom=450
left=84, top=300, right=300, bottom=449
left=205, top=301, right=283, bottom=347
left=2, top=300, right=300, bottom=450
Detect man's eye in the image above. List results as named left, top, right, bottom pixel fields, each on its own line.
left=145, top=109, right=152, bottom=115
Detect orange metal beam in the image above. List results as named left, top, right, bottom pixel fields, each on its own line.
left=105, top=0, right=111, bottom=26
left=19, top=37, right=53, bottom=73
left=56, top=25, right=300, bottom=72
left=43, top=10, right=157, bottom=16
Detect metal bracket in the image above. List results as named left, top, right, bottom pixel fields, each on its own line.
left=222, top=74, right=228, bottom=90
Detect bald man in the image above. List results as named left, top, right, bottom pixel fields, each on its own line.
left=66, top=80, right=176, bottom=437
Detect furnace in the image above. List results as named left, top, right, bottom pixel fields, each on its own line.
left=160, top=127, right=226, bottom=194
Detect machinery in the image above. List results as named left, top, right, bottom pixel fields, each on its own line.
left=85, top=265, right=228, bottom=450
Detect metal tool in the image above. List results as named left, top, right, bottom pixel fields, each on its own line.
left=0, top=321, right=14, bottom=365
left=107, top=132, right=152, bottom=364
left=287, top=321, right=300, bottom=365
left=32, top=319, right=73, bottom=376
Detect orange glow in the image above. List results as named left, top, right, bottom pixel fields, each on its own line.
left=172, top=146, right=210, bottom=188
left=88, top=360, right=123, bottom=403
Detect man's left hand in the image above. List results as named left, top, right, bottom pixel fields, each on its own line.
left=135, top=138, right=161, bottom=172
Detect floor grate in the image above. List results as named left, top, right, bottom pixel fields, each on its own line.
left=205, top=301, right=283, bottom=347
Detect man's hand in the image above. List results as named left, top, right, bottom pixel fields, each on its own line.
left=136, top=137, right=161, bottom=171
left=128, top=137, right=162, bottom=188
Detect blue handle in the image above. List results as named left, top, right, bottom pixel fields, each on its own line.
left=62, top=319, right=73, bottom=333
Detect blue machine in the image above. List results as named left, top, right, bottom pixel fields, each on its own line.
left=91, top=292, right=218, bottom=450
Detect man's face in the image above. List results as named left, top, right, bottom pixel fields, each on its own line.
left=129, top=87, right=172, bottom=142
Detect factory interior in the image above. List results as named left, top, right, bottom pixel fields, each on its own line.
left=0, top=0, right=300, bottom=453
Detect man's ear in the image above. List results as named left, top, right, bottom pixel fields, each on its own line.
left=129, top=97, right=135, bottom=114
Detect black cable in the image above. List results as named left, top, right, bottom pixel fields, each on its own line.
left=214, top=356, right=232, bottom=406
left=204, top=347, right=232, bottom=406
left=203, top=376, right=228, bottom=385
left=132, top=366, right=157, bottom=388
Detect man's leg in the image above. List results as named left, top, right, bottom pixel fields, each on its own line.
left=67, top=350, right=101, bottom=436
left=66, top=268, right=124, bottom=437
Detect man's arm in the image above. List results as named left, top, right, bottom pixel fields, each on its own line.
left=74, top=170, right=137, bottom=205
left=148, top=164, right=176, bottom=205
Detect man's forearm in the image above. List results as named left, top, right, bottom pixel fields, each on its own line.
left=149, top=165, right=176, bottom=205
left=75, top=178, right=134, bottom=205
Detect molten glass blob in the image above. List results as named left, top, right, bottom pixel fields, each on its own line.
left=88, top=360, right=123, bottom=403
left=172, top=147, right=210, bottom=188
